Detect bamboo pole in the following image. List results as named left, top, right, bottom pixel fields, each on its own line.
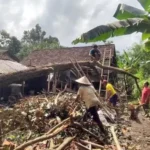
left=75, top=59, right=86, bottom=76
left=56, top=136, right=75, bottom=150
left=110, top=126, right=122, bottom=150
left=69, top=59, right=82, bottom=77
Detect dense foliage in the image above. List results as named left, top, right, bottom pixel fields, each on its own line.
left=0, top=24, right=61, bottom=60
left=72, top=0, right=150, bottom=51
left=117, top=43, right=150, bottom=98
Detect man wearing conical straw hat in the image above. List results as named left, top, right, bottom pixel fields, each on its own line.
left=75, top=76, right=106, bottom=134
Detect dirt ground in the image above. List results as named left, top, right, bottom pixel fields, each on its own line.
left=130, top=113, right=150, bottom=150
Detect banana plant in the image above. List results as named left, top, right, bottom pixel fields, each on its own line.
left=72, top=0, right=150, bottom=50
left=117, top=50, right=142, bottom=74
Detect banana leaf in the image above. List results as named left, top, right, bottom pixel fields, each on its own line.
left=138, top=0, right=150, bottom=12
left=72, top=18, right=150, bottom=44
left=142, top=33, right=150, bottom=40
left=114, top=4, right=148, bottom=20
left=144, top=39, right=150, bottom=51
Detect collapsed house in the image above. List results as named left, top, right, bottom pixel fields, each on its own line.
left=0, top=45, right=140, bottom=99
left=0, top=50, right=19, bottom=62
left=21, top=44, right=117, bottom=94
left=0, top=59, right=28, bottom=100
left=0, top=50, right=28, bottom=100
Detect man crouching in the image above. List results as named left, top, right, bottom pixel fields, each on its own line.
left=75, top=76, right=107, bottom=134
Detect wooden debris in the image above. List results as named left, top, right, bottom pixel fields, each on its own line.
left=75, top=142, right=90, bottom=150
left=110, top=126, right=122, bottom=150
left=0, top=92, right=141, bottom=150
left=56, top=136, right=76, bottom=150
left=54, top=84, right=68, bottom=105
left=80, top=140, right=104, bottom=149
left=46, top=117, right=70, bottom=134
left=15, top=124, right=69, bottom=150
left=73, top=122, right=104, bottom=145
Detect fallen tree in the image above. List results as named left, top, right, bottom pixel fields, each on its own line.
left=0, top=61, right=139, bottom=88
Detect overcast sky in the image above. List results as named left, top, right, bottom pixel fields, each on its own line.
left=0, top=0, right=143, bottom=51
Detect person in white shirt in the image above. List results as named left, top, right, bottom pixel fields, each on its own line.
left=75, top=76, right=106, bottom=134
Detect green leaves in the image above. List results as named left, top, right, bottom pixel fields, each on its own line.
left=72, top=18, right=148, bottom=44
left=72, top=0, right=150, bottom=49
left=144, top=39, right=150, bottom=51
left=138, top=0, right=150, bottom=12
left=142, top=33, right=150, bottom=40
left=8, top=36, right=21, bottom=55
left=114, top=4, right=148, bottom=20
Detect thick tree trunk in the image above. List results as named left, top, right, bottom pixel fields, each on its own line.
left=0, top=61, right=138, bottom=87
left=94, top=61, right=138, bottom=79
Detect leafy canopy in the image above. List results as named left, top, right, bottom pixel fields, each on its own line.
left=72, top=0, right=150, bottom=50
left=0, top=24, right=61, bottom=59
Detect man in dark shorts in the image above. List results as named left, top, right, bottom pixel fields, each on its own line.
left=102, top=80, right=118, bottom=107
left=89, top=44, right=101, bottom=61
left=75, top=76, right=107, bottom=134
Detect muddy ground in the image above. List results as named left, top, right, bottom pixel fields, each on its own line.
left=130, top=113, right=150, bottom=150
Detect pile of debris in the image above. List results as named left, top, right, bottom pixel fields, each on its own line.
left=0, top=93, right=139, bottom=150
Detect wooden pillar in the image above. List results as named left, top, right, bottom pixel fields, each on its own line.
left=52, top=72, right=57, bottom=93
left=47, top=73, right=54, bottom=93
left=47, top=75, right=50, bottom=93
left=69, top=71, right=71, bottom=89
left=22, top=81, right=25, bottom=96
left=86, top=67, right=88, bottom=77
left=61, top=81, right=63, bottom=90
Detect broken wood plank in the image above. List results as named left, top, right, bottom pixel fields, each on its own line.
left=56, top=136, right=76, bottom=150
left=110, top=126, right=122, bottom=150
left=46, top=117, right=70, bottom=134
left=80, top=140, right=104, bottom=149
left=75, top=142, right=90, bottom=150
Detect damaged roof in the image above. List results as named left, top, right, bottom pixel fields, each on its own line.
left=21, top=44, right=116, bottom=66
left=0, top=50, right=19, bottom=62
left=0, top=60, right=28, bottom=74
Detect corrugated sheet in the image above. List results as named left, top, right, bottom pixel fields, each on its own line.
left=21, top=44, right=115, bottom=66
left=0, top=60, right=28, bottom=74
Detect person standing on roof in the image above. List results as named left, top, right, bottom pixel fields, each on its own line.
left=75, top=76, right=107, bottom=134
left=140, top=82, right=150, bottom=116
left=89, top=44, right=101, bottom=61
left=102, top=80, right=118, bottom=107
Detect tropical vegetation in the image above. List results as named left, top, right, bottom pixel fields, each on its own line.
left=72, top=0, right=150, bottom=50
left=117, top=42, right=150, bottom=98
left=72, top=0, right=150, bottom=98
left=0, top=24, right=61, bottom=60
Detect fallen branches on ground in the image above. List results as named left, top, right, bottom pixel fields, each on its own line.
left=56, top=136, right=76, bottom=150
left=15, top=124, right=69, bottom=150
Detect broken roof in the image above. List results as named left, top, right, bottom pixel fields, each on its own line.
left=0, top=60, right=28, bottom=74
left=21, top=44, right=116, bottom=66
left=0, top=50, right=19, bottom=62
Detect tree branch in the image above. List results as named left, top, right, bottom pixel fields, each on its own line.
left=15, top=124, right=69, bottom=150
